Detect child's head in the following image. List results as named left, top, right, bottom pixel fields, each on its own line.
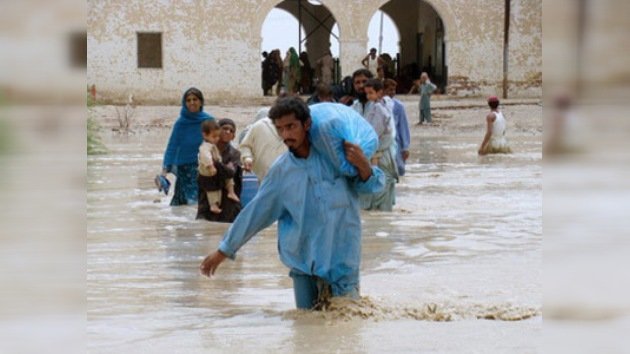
left=487, top=96, right=500, bottom=109
left=364, top=78, right=384, bottom=102
left=383, top=79, right=397, bottom=98
left=201, top=119, right=221, bottom=145
left=420, top=72, right=429, bottom=82
left=218, top=118, right=237, bottom=143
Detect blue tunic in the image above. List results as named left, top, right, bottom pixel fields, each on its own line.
left=218, top=149, right=385, bottom=296
left=392, top=98, right=411, bottom=176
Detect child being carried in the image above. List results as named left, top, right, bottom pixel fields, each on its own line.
left=198, top=120, right=240, bottom=214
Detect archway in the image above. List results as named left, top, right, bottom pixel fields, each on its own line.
left=366, top=10, right=400, bottom=82
left=260, top=0, right=340, bottom=96
left=376, top=0, right=448, bottom=93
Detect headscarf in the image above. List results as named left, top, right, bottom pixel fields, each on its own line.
left=289, top=47, right=300, bottom=70
left=162, top=87, right=214, bottom=169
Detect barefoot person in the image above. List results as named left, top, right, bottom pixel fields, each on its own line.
left=200, top=97, right=385, bottom=310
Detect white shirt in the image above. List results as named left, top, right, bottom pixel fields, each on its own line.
left=238, top=117, right=287, bottom=182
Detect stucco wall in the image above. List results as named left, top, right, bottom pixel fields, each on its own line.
left=507, top=0, right=542, bottom=97
left=87, top=0, right=541, bottom=103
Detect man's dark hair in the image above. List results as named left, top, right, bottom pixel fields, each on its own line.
left=488, top=100, right=499, bottom=109
left=269, top=96, right=310, bottom=124
left=364, top=78, right=383, bottom=91
left=315, top=83, right=332, bottom=97
left=352, top=68, right=373, bottom=80
left=330, top=76, right=354, bottom=104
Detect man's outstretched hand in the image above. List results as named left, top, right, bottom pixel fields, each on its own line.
left=200, top=250, right=227, bottom=277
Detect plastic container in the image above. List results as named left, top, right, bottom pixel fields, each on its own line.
left=240, top=171, right=259, bottom=208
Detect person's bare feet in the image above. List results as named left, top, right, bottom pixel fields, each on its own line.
left=210, top=204, right=222, bottom=214
left=227, top=192, right=240, bottom=202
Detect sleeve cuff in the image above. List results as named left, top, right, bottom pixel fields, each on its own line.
left=218, top=242, right=236, bottom=260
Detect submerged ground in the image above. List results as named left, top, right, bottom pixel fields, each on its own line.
left=88, top=96, right=542, bottom=353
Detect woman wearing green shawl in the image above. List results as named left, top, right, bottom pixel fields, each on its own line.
left=282, top=47, right=301, bottom=94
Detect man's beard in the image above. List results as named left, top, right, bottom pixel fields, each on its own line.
left=284, top=140, right=297, bottom=155
left=357, top=92, right=367, bottom=103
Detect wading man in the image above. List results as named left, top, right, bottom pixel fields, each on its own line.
left=200, top=97, right=384, bottom=310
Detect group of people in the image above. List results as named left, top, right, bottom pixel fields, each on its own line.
left=161, top=87, right=243, bottom=223
left=361, top=47, right=397, bottom=82
left=163, top=67, right=512, bottom=311
left=261, top=48, right=335, bottom=97
left=361, top=48, right=439, bottom=126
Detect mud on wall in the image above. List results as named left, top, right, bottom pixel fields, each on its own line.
left=87, top=0, right=541, bottom=104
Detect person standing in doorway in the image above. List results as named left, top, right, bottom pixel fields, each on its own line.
left=299, top=51, right=313, bottom=95
left=316, top=50, right=334, bottom=86
left=361, top=48, right=384, bottom=78
left=283, top=47, right=301, bottom=95
left=261, top=51, right=277, bottom=96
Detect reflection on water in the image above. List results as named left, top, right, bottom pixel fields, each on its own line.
left=88, top=114, right=541, bottom=352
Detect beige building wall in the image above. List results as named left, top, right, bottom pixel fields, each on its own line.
left=87, top=0, right=542, bottom=104
left=507, top=0, right=543, bottom=96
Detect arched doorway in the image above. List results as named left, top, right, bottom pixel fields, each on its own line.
left=366, top=10, right=400, bottom=82
left=260, top=0, right=340, bottom=96
left=376, top=0, right=448, bottom=94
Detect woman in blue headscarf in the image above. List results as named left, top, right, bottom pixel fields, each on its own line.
left=162, top=87, right=214, bottom=206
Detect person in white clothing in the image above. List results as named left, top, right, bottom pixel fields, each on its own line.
left=361, top=48, right=384, bottom=78
left=478, top=96, right=512, bottom=155
left=238, top=113, right=287, bottom=182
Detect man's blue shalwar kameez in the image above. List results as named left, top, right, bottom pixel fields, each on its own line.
left=218, top=148, right=385, bottom=308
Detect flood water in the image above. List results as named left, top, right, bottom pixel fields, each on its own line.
left=88, top=105, right=542, bottom=353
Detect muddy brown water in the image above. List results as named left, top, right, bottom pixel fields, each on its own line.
left=88, top=102, right=541, bottom=353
